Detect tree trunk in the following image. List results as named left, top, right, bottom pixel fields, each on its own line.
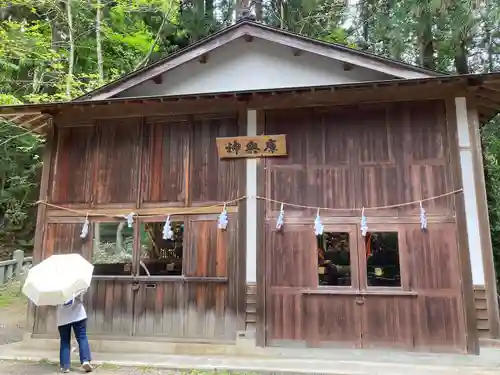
left=359, top=0, right=373, bottom=51
left=255, top=0, right=263, bottom=21
left=116, top=222, right=125, bottom=253
left=485, top=21, right=494, bottom=73
left=94, top=222, right=100, bottom=249
left=51, top=18, right=59, bottom=50
left=417, top=3, right=435, bottom=70
left=65, top=0, right=75, bottom=98
left=380, top=0, right=392, bottom=57
left=96, top=0, right=104, bottom=83
left=206, top=0, right=214, bottom=19
left=454, top=40, right=469, bottom=74
left=280, top=0, right=284, bottom=29
left=134, top=14, right=168, bottom=70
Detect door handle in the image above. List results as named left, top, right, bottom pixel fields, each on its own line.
left=145, top=283, right=157, bottom=289
left=355, top=297, right=365, bottom=305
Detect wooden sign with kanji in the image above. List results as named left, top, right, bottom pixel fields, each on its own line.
left=216, top=134, right=287, bottom=159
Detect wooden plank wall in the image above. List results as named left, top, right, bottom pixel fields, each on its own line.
left=131, top=214, right=238, bottom=341
left=264, top=101, right=453, bottom=218
left=261, top=100, right=470, bottom=352
left=34, top=113, right=245, bottom=343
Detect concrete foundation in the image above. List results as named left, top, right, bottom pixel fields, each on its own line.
left=1, top=335, right=500, bottom=375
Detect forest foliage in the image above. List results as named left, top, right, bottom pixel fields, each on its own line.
left=1, top=0, right=500, bottom=284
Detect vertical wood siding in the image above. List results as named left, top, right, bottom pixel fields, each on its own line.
left=141, top=118, right=190, bottom=204
left=265, top=224, right=316, bottom=345
left=191, top=116, right=239, bottom=203
left=49, top=114, right=239, bottom=207
left=263, top=100, right=467, bottom=352
left=264, top=101, right=452, bottom=217
left=184, top=217, right=230, bottom=277
left=407, top=223, right=465, bottom=350
left=264, top=223, right=466, bottom=351
left=50, top=127, right=94, bottom=204
left=95, top=119, right=141, bottom=204
left=39, top=113, right=242, bottom=343
left=132, top=215, right=239, bottom=341
left=86, top=279, right=134, bottom=336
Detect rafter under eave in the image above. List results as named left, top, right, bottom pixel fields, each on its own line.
left=0, top=113, right=52, bottom=134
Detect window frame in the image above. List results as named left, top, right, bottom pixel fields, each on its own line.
left=136, top=215, right=186, bottom=278
left=87, top=214, right=230, bottom=283
left=318, top=224, right=360, bottom=291
left=89, top=217, right=136, bottom=278
left=356, top=223, right=409, bottom=292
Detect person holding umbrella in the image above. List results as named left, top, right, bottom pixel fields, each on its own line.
left=22, top=253, right=95, bottom=373
left=57, top=292, right=93, bottom=373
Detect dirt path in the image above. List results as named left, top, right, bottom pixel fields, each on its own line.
left=0, top=360, right=158, bottom=375
left=0, top=283, right=27, bottom=345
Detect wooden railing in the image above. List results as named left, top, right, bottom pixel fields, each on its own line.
left=0, top=249, right=32, bottom=285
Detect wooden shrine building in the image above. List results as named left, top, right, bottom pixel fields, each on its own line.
left=2, top=19, right=500, bottom=355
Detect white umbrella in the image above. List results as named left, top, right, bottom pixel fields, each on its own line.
left=22, top=253, right=94, bottom=306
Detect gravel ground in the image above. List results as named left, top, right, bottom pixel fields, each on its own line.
left=0, top=360, right=251, bottom=375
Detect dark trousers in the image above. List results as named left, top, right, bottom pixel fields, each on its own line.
left=58, top=319, right=92, bottom=369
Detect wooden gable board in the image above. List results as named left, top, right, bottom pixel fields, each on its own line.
left=81, top=21, right=439, bottom=101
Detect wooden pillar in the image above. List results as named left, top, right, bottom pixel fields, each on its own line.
left=455, top=98, right=485, bottom=286
left=26, top=125, right=54, bottom=336
left=237, top=107, right=248, bottom=333
left=254, top=110, right=266, bottom=347
left=246, top=109, right=258, bottom=285
left=446, top=98, right=479, bottom=354
left=242, top=109, right=258, bottom=341
left=240, top=107, right=267, bottom=346
left=451, top=94, right=500, bottom=348
left=466, top=98, right=500, bottom=339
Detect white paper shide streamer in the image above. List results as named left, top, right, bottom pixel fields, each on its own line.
left=360, top=208, right=368, bottom=237
left=124, top=212, right=135, bottom=228
left=162, top=216, right=174, bottom=240
left=276, top=203, right=284, bottom=230
left=64, top=190, right=458, bottom=242
left=218, top=203, right=228, bottom=230
left=314, top=209, right=324, bottom=236
left=420, top=201, right=428, bottom=230
left=80, top=213, right=89, bottom=239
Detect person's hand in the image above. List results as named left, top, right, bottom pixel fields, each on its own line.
left=63, top=294, right=75, bottom=306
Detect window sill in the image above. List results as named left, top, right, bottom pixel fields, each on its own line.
left=92, top=275, right=228, bottom=283
left=302, top=288, right=418, bottom=297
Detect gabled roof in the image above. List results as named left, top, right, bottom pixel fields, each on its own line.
left=5, top=21, right=500, bottom=132
left=78, top=19, right=442, bottom=101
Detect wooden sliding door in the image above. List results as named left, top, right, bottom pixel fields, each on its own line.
left=263, top=222, right=467, bottom=352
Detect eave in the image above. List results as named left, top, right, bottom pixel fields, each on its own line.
left=1, top=73, right=500, bottom=133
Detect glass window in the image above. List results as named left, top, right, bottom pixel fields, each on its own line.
left=317, top=232, right=351, bottom=286
left=92, top=222, right=134, bottom=276
left=365, top=232, right=401, bottom=287
left=138, top=221, right=184, bottom=276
